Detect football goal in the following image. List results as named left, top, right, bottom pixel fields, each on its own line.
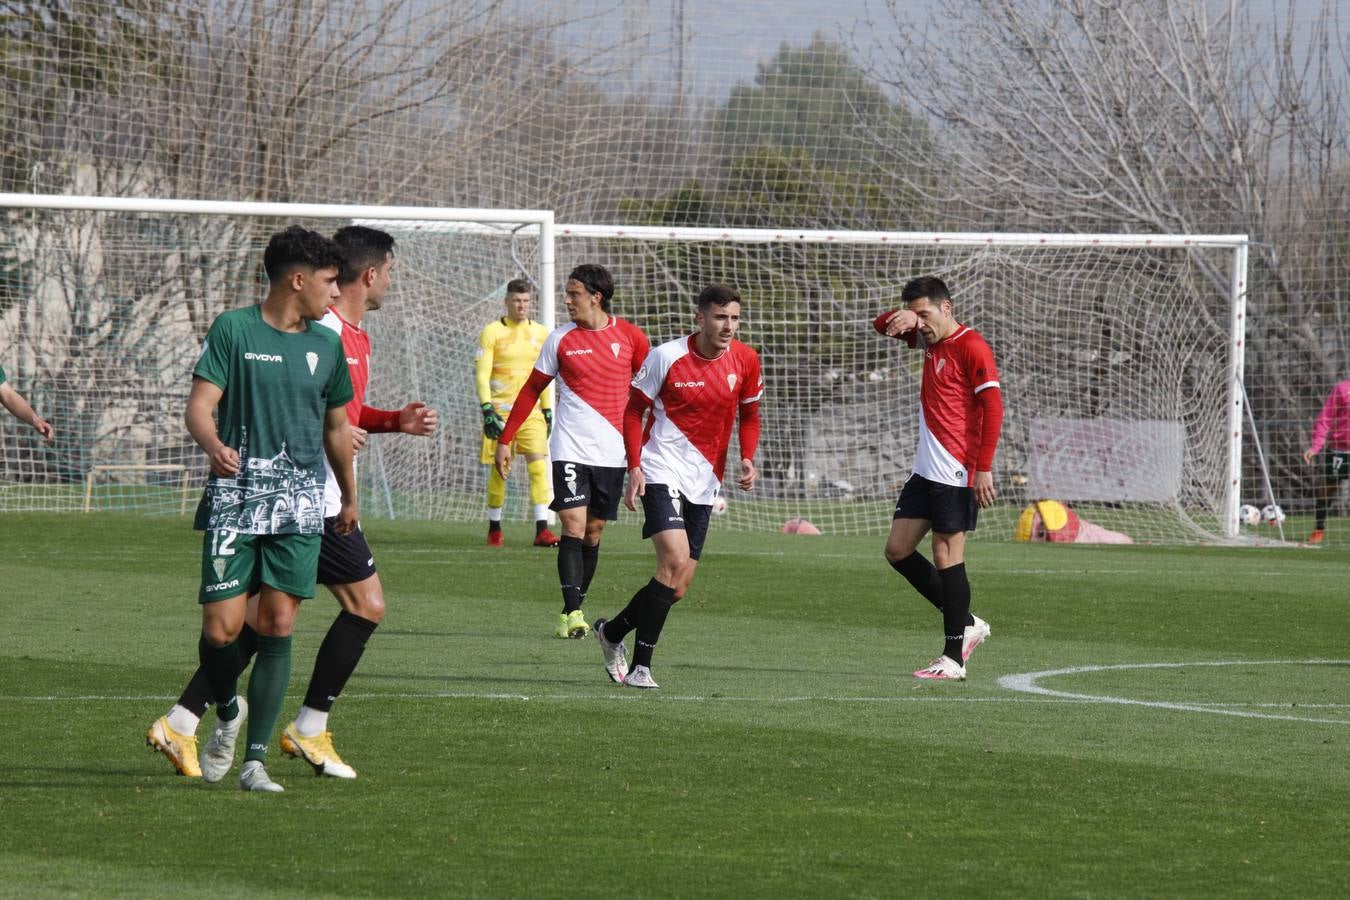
left=0, top=193, right=554, bottom=518
left=0, top=193, right=1251, bottom=542
left=548, top=224, right=1251, bottom=543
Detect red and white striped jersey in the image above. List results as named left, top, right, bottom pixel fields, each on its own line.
left=914, top=324, right=1000, bottom=487
left=631, top=335, right=763, bottom=504
left=534, top=316, right=649, bottom=467
left=317, top=307, right=370, bottom=515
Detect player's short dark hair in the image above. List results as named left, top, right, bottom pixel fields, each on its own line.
left=568, top=263, right=614, bottom=311
left=697, top=283, right=741, bottom=312
left=263, top=226, right=344, bottom=283
left=901, top=275, right=952, bottom=306
left=505, top=277, right=533, bottom=296
left=332, top=225, right=396, bottom=286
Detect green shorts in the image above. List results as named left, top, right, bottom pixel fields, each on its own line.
left=198, top=529, right=322, bottom=604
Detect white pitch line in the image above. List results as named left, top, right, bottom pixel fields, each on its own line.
left=0, top=691, right=1080, bottom=705
left=998, top=659, right=1350, bottom=725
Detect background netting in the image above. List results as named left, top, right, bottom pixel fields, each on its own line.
left=0, top=204, right=1247, bottom=543
left=391, top=229, right=1244, bottom=542
left=1, top=0, right=1347, bottom=536
left=0, top=208, right=543, bottom=518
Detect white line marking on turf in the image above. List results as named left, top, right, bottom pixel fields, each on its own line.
left=998, top=659, right=1350, bottom=725
left=2, top=688, right=1348, bottom=711
left=0, top=692, right=1081, bottom=704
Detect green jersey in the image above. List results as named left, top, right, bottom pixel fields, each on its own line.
left=192, top=304, right=353, bottom=534
left=0, top=363, right=7, bottom=386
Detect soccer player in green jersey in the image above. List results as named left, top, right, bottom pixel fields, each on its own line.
left=0, top=363, right=54, bottom=442
left=146, top=226, right=358, bottom=793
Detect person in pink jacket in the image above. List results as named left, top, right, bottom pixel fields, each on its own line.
left=1302, top=378, right=1350, bottom=543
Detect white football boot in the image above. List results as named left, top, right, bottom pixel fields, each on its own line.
left=200, top=697, right=248, bottom=783
left=913, top=655, right=967, bottom=681
left=594, top=619, right=630, bottom=684
left=962, top=616, right=991, bottom=663
left=623, top=665, right=660, bottom=689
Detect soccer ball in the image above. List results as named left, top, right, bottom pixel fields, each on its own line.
left=1238, top=504, right=1261, bottom=526
left=711, top=496, right=728, bottom=516
left=1260, top=503, right=1286, bottom=525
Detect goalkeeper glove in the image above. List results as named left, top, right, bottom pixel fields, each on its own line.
left=481, top=402, right=505, bottom=440
left=543, top=408, right=553, bottom=437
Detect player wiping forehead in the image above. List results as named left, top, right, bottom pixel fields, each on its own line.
left=593, top=283, right=763, bottom=689
left=874, top=275, right=1003, bottom=682
left=495, top=264, right=650, bottom=639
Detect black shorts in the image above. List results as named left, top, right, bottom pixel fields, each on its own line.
left=640, top=483, right=713, bottom=561
left=893, top=473, right=978, bottom=534
left=1324, top=451, right=1350, bottom=482
left=550, top=460, right=625, bottom=521
left=316, top=517, right=377, bottom=586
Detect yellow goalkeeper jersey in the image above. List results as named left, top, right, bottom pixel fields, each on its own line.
left=475, top=317, right=553, bottom=416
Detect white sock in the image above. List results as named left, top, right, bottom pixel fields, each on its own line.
left=532, top=503, right=550, bottom=521
left=293, top=705, right=329, bottom=737
left=166, top=704, right=200, bottom=735
left=487, top=506, right=503, bottom=523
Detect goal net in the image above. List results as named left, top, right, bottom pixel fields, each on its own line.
left=0, top=195, right=551, bottom=518
left=0, top=195, right=1251, bottom=544
left=550, top=226, right=1250, bottom=544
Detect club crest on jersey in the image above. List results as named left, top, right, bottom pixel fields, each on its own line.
left=727, top=373, right=737, bottom=390
left=212, top=558, right=226, bottom=581
left=610, top=342, right=621, bottom=357
left=306, top=351, right=319, bottom=375
left=936, top=358, right=946, bottom=374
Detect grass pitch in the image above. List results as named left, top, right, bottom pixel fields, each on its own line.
left=1, top=513, right=1347, bottom=898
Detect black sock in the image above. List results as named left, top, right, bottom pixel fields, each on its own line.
left=631, top=582, right=675, bottom=670
left=579, top=542, right=600, bottom=601
left=890, top=551, right=944, bottom=612
left=198, top=634, right=241, bottom=719
left=488, top=520, right=502, bottom=534
left=558, top=535, right=584, bottom=613
left=177, top=624, right=258, bottom=714
left=939, top=563, right=972, bottom=664
left=1315, top=496, right=1328, bottom=530
left=535, top=519, right=548, bottom=534
left=603, top=578, right=663, bottom=643
left=302, top=610, right=379, bottom=712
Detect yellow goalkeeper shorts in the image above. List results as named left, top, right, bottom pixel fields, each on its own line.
left=481, top=414, right=548, bottom=464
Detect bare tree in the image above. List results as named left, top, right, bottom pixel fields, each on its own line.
left=860, top=0, right=1350, bottom=507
